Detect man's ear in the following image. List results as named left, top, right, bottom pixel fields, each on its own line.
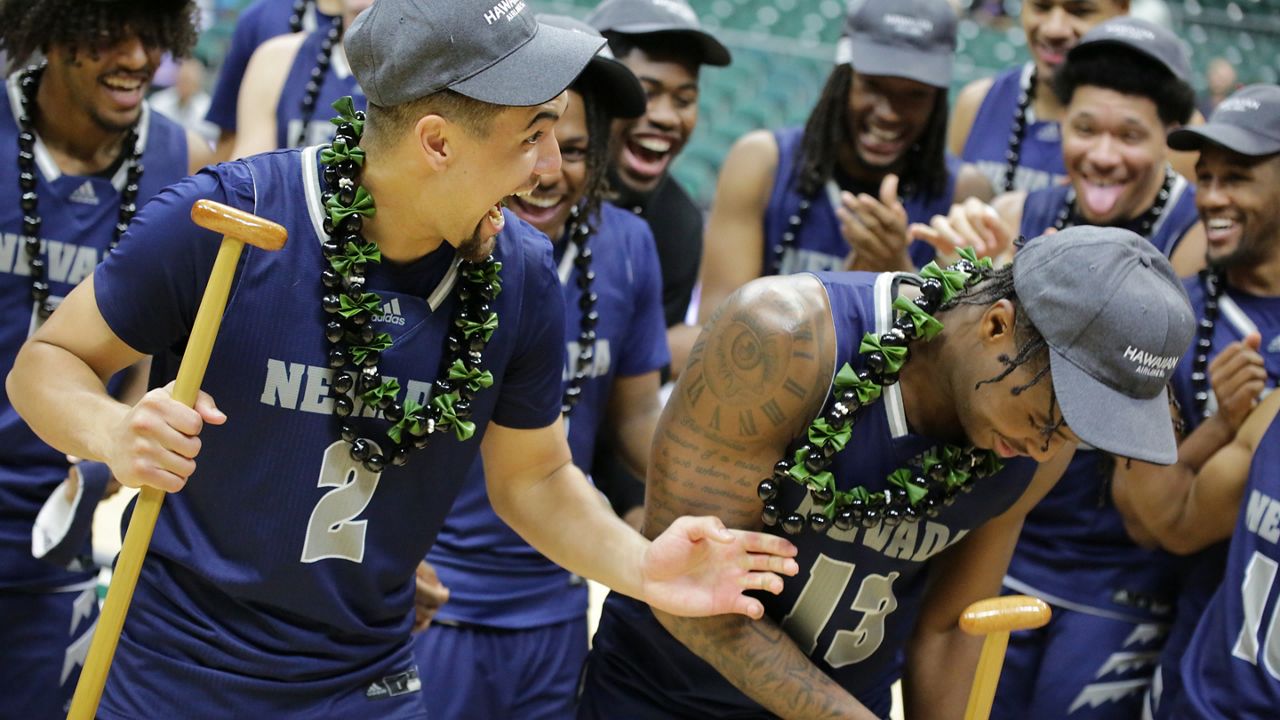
left=980, top=298, right=1017, bottom=346
left=414, top=114, right=452, bottom=172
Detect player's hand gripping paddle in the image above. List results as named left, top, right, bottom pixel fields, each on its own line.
left=960, top=595, right=1052, bottom=720
left=67, top=200, right=287, bottom=720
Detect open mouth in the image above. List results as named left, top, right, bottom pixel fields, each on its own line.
left=100, top=73, right=147, bottom=109
left=1033, top=42, right=1070, bottom=68
left=510, top=191, right=566, bottom=227
left=620, top=135, right=676, bottom=182
left=1205, top=217, right=1241, bottom=248
left=857, top=125, right=908, bottom=162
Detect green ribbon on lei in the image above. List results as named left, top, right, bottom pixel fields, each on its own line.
left=808, top=417, right=852, bottom=453
left=891, top=296, right=944, bottom=341
left=447, top=359, right=494, bottom=394
left=918, top=261, right=970, bottom=305
left=387, top=399, right=427, bottom=444
left=326, top=186, right=376, bottom=226
left=338, top=292, right=380, bottom=319
left=459, top=312, right=499, bottom=342
left=361, top=378, right=400, bottom=408
left=319, top=138, right=365, bottom=168
left=432, top=392, right=476, bottom=441
left=956, top=246, right=994, bottom=271
left=888, top=468, right=929, bottom=505
left=463, top=260, right=503, bottom=287
left=833, top=363, right=882, bottom=404
left=330, top=96, right=365, bottom=136
left=348, top=332, right=393, bottom=366
left=328, top=240, right=381, bottom=275
left=859, top=332, right=909, bottom=374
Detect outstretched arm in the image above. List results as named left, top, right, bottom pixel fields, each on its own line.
left=647, top=274, right=883, bottom=719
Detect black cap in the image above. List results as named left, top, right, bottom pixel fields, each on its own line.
left=346, top=0, right=605, bottom=108
left=1168, top=84, right=1280, bottom=157
left=834, top=0, right=958, bottom=89
left=586, top=0, right=732, bottom=67
left=538, top=14, right=647, bottom=119
left=1069, top=16, right=1191, bottom=82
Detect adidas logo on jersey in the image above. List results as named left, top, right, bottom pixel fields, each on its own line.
left=372, top=298, right=405, bottom=325
left=69, top=181, right=99, bottom=206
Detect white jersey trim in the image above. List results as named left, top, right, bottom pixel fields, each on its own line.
left=875, top=272, right=910, bottom=438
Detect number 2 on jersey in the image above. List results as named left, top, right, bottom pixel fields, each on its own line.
left=781, top=554, right=900, bottom=668
left=300, top=440, right=384, bottom=563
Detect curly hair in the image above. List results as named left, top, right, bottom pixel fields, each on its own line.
left=794, top=64, right=949, bottom=202
left=0, top=0, right=199, bottom=66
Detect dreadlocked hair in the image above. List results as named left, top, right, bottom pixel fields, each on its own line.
left=938, top=259, right=1065, bottom=448
left=0, top=0, right=198, bottom=65
left=793, top=64, right=950, bottom=202
left=575, top=87, right=614, bottom=226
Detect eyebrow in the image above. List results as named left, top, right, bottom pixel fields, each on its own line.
left=638, top=76, right=698, bottom=92
left=524, top=110, right=560, bottom=130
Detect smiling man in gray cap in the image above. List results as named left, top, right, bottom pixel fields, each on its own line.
left=4, top=1, right=803, bottom=718
left=580, top=225, right=1193, bottom=720
left=1107, top=83, right=1280, bottom=719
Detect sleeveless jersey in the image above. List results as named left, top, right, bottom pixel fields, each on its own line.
left=1152, top=275, right=1280, bottom=716
left=1171, top=410, right=1280, bottom=719
left=961, top=63, right=1068, bottom=193
left=586, top=272, right=1037, bottom=717
left=0, top=73, right=189, bottom=590
left=276, top=29, right=364, bottom=149
left=207, top=0, right=337, bottom=132
left=764, top=126, right=956, bottom=275
left=1003, top=173, right=1199, bottom=620
left=428, top=203, right=669, bottom=628
left=90, top=147, right=565, bottom=718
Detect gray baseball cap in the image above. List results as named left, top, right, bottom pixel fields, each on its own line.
left=346, top=0, right=605, bottom=108
left=1014, top=227, right=1195, bottom=465
left=834, top=0, right=957, bottom=89
left=1168, top=84, right=1280, bottom=157
left=538, top=14, right=647, bottom=119
left=1069, top=16, right=1191, bottom=82
left=586, top=0, right=731, bottom=67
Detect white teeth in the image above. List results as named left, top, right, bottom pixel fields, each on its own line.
left=1208, top=218, right=1235, bottom=230
left=520, top=194, right=562, bottom=209
left=634, top=137, right=671, bottom=153
left=868, top=127, right=903, bottom=142
left=103, top=76, right=141, bottom=91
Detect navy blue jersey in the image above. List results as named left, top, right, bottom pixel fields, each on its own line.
left=961, top=64, right=1067, bottom=193
left=428, top=204, right=668, bottom=628
left=1004, top=173, right=1199, bottom=620
left=764, top=127, right=955, bottom=275
left=1170, top=410, right=1280, bottom=719
left=90, top=147, right=564, bottom=717
left=276, top=29, right=364, bottom=149
left=1152, top=275, right=1280, bottom=715
left=583, top=272, right=1037, bottom=717
left=0, top=75, right=189, bottom=590
left=206, top=0, right=337, bottom=132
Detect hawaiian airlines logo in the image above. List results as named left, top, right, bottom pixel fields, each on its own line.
left=883, top=13, right=933, bottom=38
left=69, top=181, right=99, bottom=206
left=1218, top=97, right=1262, bottom=114
left=1123, top=345, right=1179, bottom=378
left=372, top=297, right=405, bottom=326
left=483, top=0, right=526, bottom=25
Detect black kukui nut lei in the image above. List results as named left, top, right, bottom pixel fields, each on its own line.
left=758, top=250, right=1006, bottom=536
left=318, top=97, right=502, bottom=472
left=560, top=203, right=598, bottom=416
left=16, top=65, right=142, bottom=318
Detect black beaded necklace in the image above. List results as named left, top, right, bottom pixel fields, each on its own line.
left=758, top=250, right=1005, bottom=535
left=1000, top=64, right=1036, bottom=194
left=288, top=0, right=312, bottom=32
left=1189, top=267, right=1224, bottom=419
left=1052, top=166, right=1176, bottom=238
left=318, top=97, right=503, bottom=471
left=15, top=65, right=143, bottom=318
left=293, top=18, right=343, bottom=149
left=560, top=203, right=599, bottom=416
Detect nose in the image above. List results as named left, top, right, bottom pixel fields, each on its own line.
left=1197, top=176, right=1230, bottom=210
left=113, top=35, right=151, bottom=72
left=1085, top=134, right=1121, bottom=172
left=1040, top=7, right=1074, bottom=40
left=645, top=93, right=678, bottom=131
left=533, top=131, right=562, bottom=176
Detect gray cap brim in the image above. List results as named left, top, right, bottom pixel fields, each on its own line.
left=1167, top=123, right=1280, bottom=157
left=1049, top=347, right=1178, bottom=464
left=606, top=26, right=731, bottom=66
left=849, top=43, right=951, bottom=89
left=450, top=24, right=606, bottom=107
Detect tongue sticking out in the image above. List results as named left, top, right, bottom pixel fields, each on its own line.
left=1079, top=183, right=1124, bottom=218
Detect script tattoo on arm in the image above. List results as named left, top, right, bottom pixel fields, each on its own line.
left=644, top=275, right=878, bottom=720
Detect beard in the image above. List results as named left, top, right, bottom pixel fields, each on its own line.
left=458, top=227, right=497, bottom=262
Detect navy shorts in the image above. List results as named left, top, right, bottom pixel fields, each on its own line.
left=0, top=583, right=99, bottom=720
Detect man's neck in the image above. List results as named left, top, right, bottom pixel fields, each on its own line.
left=896, top=292, right=964, bottom=441
left=33, top=75, right=130, bottom=176
left=1032, top=71, right=1066, bottom=123
left=835, top=144, right=893, bottom=191
left=360, top=151, right=447, bottom=264
left=1226, top=251, right=1280, bottom=297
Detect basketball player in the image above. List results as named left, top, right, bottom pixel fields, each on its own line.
left=951, top=0, right=1129, bottom=193
left=1108, top=83, right=1280, bottom=718
left=414, top=17, right=662, bottom=717
left=697, top=0, right=990, bottom=345
left=0, top=2, right=204, bottom=717
left=206, top=0, right=341, bottom=160
left=579, top=226, right=1194, bottom=719
left=233, top=0, right=370, bottom=156
left=6, top=3, right=797, bottom=718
